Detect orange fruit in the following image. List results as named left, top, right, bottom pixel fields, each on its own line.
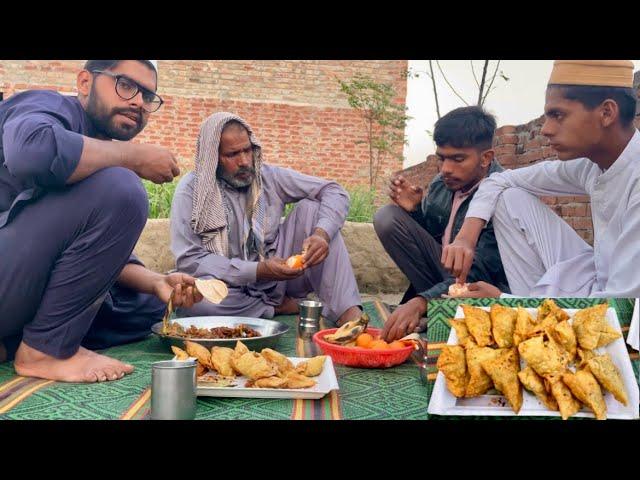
left=369, top=339, right=390, bottom=350
left=389, top=340, right=407, bottom=350
left=356, top=333, right=374, bottom=348
left=286, top=254, right=305, bottom=269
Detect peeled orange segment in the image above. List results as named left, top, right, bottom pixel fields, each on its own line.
left=286, top=254, right=305, bottom=269
left=195, top=278, right=229, bottom=304
left=448, top=283, right=470, bottom=297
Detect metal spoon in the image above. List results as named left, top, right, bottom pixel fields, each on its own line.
left=161, top=290, right=175, bottom=335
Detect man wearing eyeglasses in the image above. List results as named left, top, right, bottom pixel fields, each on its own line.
left=0, top=60, right=204, bottom=383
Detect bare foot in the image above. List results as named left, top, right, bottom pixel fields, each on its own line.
left=14, top=342, right=134, bottom=383
left=336, top=306, right=363, bottom=327
left=274, top=296, right=300, bottom=315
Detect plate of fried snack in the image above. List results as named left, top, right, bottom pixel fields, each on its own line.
left=171, top=340, right=339, bottom=399
left=429, top=300, right=639, bottom=419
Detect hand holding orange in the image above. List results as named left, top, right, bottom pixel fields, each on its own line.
left=286, top=254, right=305, bottom=269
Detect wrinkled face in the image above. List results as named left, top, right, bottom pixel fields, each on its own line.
left=435, top=145, right=491, bottom=192
left=217, top=125, right=256, bottom=188
left=540, top=87, right=603, bottom=160
left=85, top=60, right=157, bottom=140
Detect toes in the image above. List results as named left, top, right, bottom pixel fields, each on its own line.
left=112, top=362, right=133, bottom=377
left=103, top=367, right=119, bottom=381
left=89, top=368, right=108, bottom=382
left=104, top=356, right=134, bottom=373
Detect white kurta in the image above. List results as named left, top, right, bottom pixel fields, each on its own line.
left=466, top=129, right=640, bottom=298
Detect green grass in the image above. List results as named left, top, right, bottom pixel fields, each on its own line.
left=345, top=186, right=377, bottom=223
left=281, top=187, right=377, bottom=223
left=143, top=179, right=178, bottom=219
left=144, top=180, right=377, bottom=223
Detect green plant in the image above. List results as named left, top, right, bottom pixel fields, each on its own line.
left=283, top=186, right=377, bottom=224
left=143, top=179, right=178, bottom=219
left=345, top=186, right=377, bottom=223
left=143, top=181, right=378, bottom=224
left=338, top=75, right=409, bottom=188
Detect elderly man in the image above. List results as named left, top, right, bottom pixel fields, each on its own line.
left=444, top=60, right=640, bottom=298
left=170, top=112, right=362, bottom=326
left=0, top=60, right=202, bottom=383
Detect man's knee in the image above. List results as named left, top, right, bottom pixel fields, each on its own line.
left=373, top=204, right=405, bottom=241
left=495, top=187, right=538, bottom=217
left=86, top=167, right=148, bottom=228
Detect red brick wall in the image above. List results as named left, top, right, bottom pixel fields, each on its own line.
left=0, top=60, right=407, bottom=190
left=398, top=74, right=640, bottom=246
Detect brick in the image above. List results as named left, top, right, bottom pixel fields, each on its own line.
left=495, top=125, right=517, bottom=135
left=515, top=149, right=543, bottom=165
left=494, top=144, right=517, bottom=156
left=497, top=134, right=519, bottom=145
left=568, top=217, right=594, bottom=229
left=561, top=204, right=587, bottom=217
left=524, top=137, right=544, bottom=150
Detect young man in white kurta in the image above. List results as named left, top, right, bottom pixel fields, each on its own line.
left=465, top=131, right=640, bottom=297
left=443, top=60, right=640, bottom=298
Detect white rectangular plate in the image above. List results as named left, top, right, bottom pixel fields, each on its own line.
left=628, top=299, right=639, bottom=351
left=195, top=356, right=339, bottom=400
left=428, top=307, right=640, bottom=419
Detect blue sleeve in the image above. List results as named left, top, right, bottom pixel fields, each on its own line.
left=2, top=92, right=84, bottom=187
left=127, top=253, right=145, bottom=267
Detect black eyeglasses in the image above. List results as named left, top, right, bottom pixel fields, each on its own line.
left=91, top=70, right=164, bottom=113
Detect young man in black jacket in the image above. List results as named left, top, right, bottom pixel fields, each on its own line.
left=374, top=106, right=510, bottom=341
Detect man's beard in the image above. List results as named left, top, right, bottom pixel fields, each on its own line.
left=85, top=87, right=146, bottom=141
left=217, top=163, right=256, bottom=189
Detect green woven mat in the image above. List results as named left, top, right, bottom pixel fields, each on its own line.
left=0, top=301, right=430, bottom=420
left=425, top=297, right=639, bottom=420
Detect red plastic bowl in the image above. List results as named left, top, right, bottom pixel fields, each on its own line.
left=313, top=328, right=414, bottom=368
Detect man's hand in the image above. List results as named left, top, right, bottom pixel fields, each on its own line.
left=67, top=137, right=181, bottom=184
left=446, top=281, right=501, bottom=298
left=257, top=258, right=305, bottom=281
left=381, top=297, right=428, bottom=342
left=388, top=175, right=423, bottom=213
left=127, top=143, right=180, bottom=184
left=152, top=272, right=204, bottom=308
left=441, top=218, right=486, bottom=283
left=302, top=228, right=330, bottom=267
left=441, top=237, right=477, bottom=283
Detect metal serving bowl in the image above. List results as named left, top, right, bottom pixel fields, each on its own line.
left=151, top=316, right=290, bottom=350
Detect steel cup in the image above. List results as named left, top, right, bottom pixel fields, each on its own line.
left=298, top=300, right=323, bottom=340
left=151, top=360, right=197, bottom=420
